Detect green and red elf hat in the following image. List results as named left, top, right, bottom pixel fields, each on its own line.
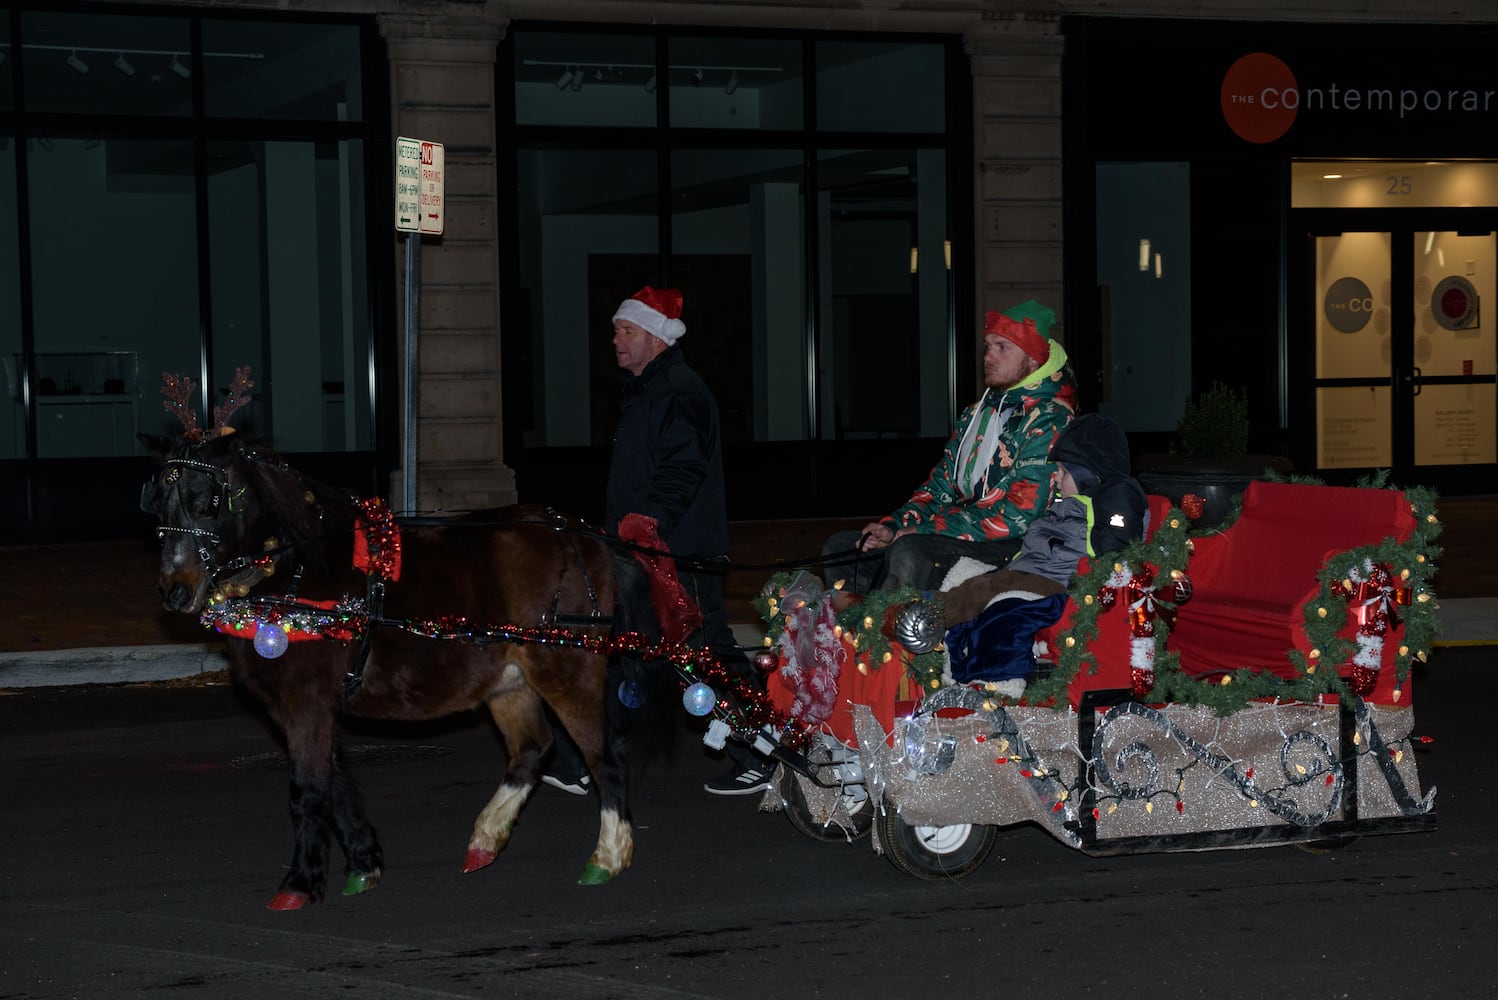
left=983, top=298, right=1056, bottom=365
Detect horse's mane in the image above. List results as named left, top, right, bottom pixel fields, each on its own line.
left=229, top=440, right=355, bottom=578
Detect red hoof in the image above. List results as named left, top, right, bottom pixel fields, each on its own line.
left=462, top=848, right=497, bottom=874
left=267, top=890, right=310, bottom=911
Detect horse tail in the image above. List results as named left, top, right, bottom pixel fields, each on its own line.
left=606, top=549, right=679, bottom=766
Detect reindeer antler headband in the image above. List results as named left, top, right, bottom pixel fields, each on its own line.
left=161, top=366, right=255, bottom=442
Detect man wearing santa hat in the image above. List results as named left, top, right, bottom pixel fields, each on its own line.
left=543, top=285, right=771, bottom=798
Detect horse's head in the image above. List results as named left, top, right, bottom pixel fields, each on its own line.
left=140, top=432, right=253, bottom=614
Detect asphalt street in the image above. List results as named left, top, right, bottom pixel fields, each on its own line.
left=0, top=647, right=1492, bottom=1000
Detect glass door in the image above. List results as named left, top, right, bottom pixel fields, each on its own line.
left=1313, top=231, right=1393, bottom=468
left=1308, top=226, right=1497, bottom=477
left=1410, top=230, right=1497, bottom=467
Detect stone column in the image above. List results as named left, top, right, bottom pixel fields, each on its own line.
left=379, top=8, right=516, bottom=512
left=966, top=13, right=1066, bottom=334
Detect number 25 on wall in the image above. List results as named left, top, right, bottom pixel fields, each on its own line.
left=1387, top=175, right=1412, bottom=195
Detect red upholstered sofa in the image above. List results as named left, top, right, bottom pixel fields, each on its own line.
left=1051, top=480, right=1418, bottom=705
left=1164, top=480, right=1416, bottom=700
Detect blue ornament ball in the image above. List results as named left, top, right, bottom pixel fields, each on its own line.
left=617, top=680, right=642, bottom=709
left=253, top=622, right=289, bottom=659
left=682, top=681, right=716, bottom=717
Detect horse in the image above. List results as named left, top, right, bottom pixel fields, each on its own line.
left=140, top=426, right=674, bottom=909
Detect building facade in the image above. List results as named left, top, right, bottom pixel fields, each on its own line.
left=3, top=0, right=1495, bottom=541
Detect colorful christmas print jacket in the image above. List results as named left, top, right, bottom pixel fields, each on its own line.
left=882, top=341, right=1078, bottom=541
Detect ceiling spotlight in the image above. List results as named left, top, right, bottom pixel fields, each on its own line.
left=169, top=55, right=190, bottom=79
left=692, top=68, right=704, bottom=84
left=724, top=71, right=739, bottom=95
left=570, top=67, right=583, bottom=92
left=67, top=51, right=90, bottom=75
left=643, top=71, right=657, bottom=94
left=114, top=53, right=136, bottom=77
left=555, top=67, right=574, bottom=90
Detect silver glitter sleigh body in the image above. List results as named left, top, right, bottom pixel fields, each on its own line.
left=755, top=480, right=1441, bottom=879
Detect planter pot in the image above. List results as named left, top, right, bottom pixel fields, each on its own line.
left=1135, top=454, right=1294, bottom=529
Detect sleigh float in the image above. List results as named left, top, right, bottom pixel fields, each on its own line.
left=754, top=480, right=1440, bottom=879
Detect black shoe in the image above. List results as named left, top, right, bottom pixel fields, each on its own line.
left=541, top=770, right=591, bottom=796
left=704, top=761, right=773, bottom=796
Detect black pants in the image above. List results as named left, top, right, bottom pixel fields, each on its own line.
left=822, top=529, right=1024, bottom=594
left=549, top=563, right=760, bottom=777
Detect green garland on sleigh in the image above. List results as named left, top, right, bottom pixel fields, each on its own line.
left=1032, top=477, right=1441, bottom=713
left=757, top=477, right=1442, bottom=717
left=752, top=578, right=947, bottom=686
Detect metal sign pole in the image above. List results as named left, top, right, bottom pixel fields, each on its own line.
left=402, top=231, right=420, bottom=515
left=394, top=135, right=442, bottom=516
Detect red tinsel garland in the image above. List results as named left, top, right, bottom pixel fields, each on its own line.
left=616, top=513, right=703, bottom=645
left=203, top=597, right=801, bottom=749
left=353, top=498, right=402, bottom=581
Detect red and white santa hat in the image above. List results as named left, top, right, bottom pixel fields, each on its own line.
left=613, top=286, right=687, bottom=346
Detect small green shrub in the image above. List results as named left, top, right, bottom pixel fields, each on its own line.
left=1175, top=382, right=1248, bottom=459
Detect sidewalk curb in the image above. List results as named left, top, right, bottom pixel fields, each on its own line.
left=1, top=603, right=1486, bottom=690
left=0, top=644, right=227, bottom=689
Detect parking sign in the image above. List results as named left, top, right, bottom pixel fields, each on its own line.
left=395, top=137, right=444, bottom=235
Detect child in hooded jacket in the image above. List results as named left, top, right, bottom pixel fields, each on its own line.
left=941, top=413, right=1147, bottom=685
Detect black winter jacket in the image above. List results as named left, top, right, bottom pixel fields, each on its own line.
left=1047, top=412, right=1149, bottom=556
left=604, top=348, right=730, bottom=558
left=1004, top=414, right=1148, bottom=582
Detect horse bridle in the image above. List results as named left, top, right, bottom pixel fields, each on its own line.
left=144, top=457, right=236, bottom=571
left=145, top=454, right=291, bottom=587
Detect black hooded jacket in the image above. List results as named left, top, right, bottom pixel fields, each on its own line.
left=1005, top=413, right=1148, bottom=582
left=603, top=347, right=730, bottom=558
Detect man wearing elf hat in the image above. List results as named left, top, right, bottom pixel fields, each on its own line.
left=544, top=285, right=771, bottom=797
left=828, top=298, right=1079, bottom=594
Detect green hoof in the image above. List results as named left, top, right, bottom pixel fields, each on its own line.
left=342, top=869, right=382, bottom=896
left=577, top=862, right=613, bottom=885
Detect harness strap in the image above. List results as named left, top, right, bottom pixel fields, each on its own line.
left=343, top=578, right=384, bottom=704
left=543, top=513, right=604, bottom=627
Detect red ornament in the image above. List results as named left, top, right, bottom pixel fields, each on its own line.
left=1181, top=494, right=1206, bottom=521
left=1130, top=666, right=1154, bottom=701
left=1348, top=664, right=1377, bottom=697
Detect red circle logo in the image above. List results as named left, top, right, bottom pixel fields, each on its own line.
left=1221, top=53, right=1298, bottom=144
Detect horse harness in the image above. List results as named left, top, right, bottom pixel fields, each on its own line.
left=150, top=462, right=616, bottom=702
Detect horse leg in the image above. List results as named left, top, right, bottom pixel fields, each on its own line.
left=267, top=717, right=340, bottom=911
left=328, top=759, right=384, bottom=897
left=462, top=686, right=549, bottom=874
left=543, top=653, right=633, bottom=885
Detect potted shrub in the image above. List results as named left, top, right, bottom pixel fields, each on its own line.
left=1135, top=382, right=1293, bottom=527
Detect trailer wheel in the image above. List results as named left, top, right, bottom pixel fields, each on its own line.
left=878, top=804, right=996, bottom=880
left=778, top=749, right=873, bottom=842
left=1295, top=834, right=1363, bottom=854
